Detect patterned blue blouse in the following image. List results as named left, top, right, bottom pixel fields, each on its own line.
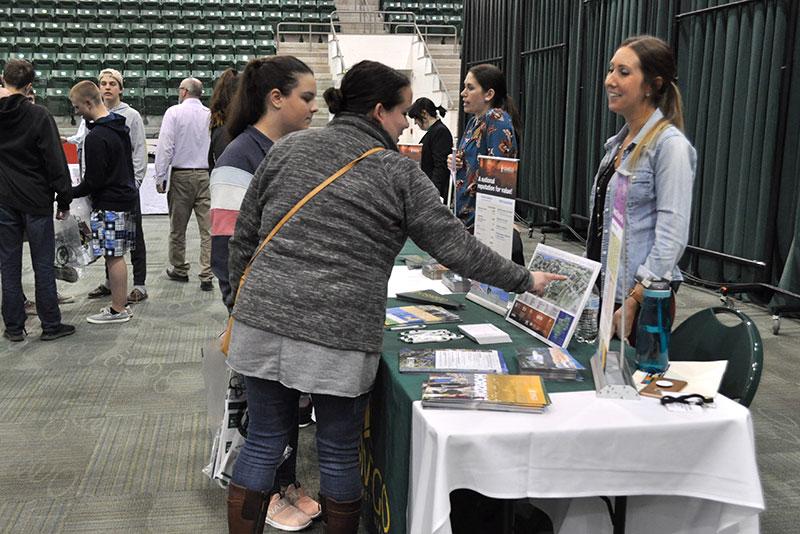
left=455, top=108, right=518, bottom=230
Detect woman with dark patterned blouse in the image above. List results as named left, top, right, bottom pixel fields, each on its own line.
left=449, top=64, right=525, bottom=263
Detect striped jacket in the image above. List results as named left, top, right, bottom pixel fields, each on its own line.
left=209, top=125, right=273, bottom=237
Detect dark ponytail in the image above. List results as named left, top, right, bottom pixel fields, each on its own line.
left=468, top=64, right=522, bottom=138
left=323, top=60, right=410, bottom=117
left=407, top=97, right=447, bottom=121
left=226, top=55, right=313, bottom=139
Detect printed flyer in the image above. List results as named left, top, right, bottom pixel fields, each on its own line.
left=473, top=155, right=518, bottom=259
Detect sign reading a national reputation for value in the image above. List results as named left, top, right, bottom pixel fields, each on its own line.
left=474, top=155, right=519, bottom=259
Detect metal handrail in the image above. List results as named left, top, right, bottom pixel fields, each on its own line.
left=393, top=23, right=460, bottom=54
left=275, top=21, right=341, bottom=50
left=328, top=10, right=456, bottom=110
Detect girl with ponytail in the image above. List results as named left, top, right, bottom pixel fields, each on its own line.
left=407, top=97, right=453, bottom=199
left=586, top=35, right=697, bottom=342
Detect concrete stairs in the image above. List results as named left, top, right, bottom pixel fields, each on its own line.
left=334, top=0, right=385, bottom=34
left=420, top=42, right=462, bottom=116
left=277, top=41, right=334, bottom=128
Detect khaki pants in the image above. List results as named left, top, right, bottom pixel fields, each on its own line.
left=167, top=169, right=212, bottom=281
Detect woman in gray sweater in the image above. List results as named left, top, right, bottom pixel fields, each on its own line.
left=225, top=60, right=563, bottom=534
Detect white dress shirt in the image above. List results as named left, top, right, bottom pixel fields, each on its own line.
left=154, top=97, right=211, bottom=182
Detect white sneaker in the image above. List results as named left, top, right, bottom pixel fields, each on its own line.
left=99, top=305, right=133, bottom=317
left=87, top=307, right=131, bottom=324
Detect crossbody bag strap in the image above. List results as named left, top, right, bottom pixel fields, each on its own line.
left=234, top=146, right=385, bottom=299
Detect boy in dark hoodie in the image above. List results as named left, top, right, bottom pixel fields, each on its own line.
left=69, top=80, right=137, bottom=324
left=0, top=59, right=75, bottom=342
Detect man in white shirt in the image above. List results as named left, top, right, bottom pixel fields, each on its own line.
left=154, top=78, right=213, bottom=292
left=65, top=69, right=150, bottom=304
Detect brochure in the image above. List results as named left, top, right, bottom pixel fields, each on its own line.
left=506, top=244, right=601, bottom=349
left=473, top=155, right=519, bottom=259
left=398, top=348, right=508, bottom=374
left=466, top=280, right=513, bottom=315
left=516, top=346, right=585, bottom=381
left=385, top=305, right=461, bottom=327
left=421, top=373, right=550, bottom=413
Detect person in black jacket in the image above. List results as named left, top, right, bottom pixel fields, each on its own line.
left=0, top=59, right=75, bottom=342
left=69, top=80, right=137, bottom=325
left=407, top=97, right=453, bottom=200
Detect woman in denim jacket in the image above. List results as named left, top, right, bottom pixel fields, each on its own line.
left=586, top=35, right=697, bottom=340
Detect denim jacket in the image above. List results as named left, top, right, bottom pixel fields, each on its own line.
left=588, top=109, right=697, bottom=301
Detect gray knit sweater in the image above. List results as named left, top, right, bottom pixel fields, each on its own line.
left=228, top=113, right=532, bottom=353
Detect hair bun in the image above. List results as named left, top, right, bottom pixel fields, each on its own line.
left=324, top=87, right=346, bottom=115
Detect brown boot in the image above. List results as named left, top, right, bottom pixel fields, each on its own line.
left=227, top=482, right=268, bottom=534
left=321, top=495, right=362, bottom=534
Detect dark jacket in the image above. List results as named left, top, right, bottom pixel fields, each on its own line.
left=72, top=112, right=137, bottom=211
left=0, top=93, right=72, bottom=214
left=208, top=124, right=232, bottom=172
left=228, top=113, right=532, bottom=354
left=420, top=118, right=453, bottom=199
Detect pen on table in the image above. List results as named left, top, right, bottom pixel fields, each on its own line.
left=390, top=325, right=426, bottom=331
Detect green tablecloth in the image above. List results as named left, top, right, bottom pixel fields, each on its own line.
left=361, top=242, right=598, bottom=534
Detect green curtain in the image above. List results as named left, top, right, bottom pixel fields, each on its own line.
left=461, top=0, right=800, bottom=293
left=677, top=0, right=788, bottom=284
left=774, top=3, right=800, bottom=301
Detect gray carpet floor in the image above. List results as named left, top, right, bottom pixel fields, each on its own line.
left=0, top=215, right=797, bottom=533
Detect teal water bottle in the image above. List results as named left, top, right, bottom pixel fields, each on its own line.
left=635, top=279, right=672, bottom=373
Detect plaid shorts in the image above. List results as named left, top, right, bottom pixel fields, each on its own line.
left=90, top=210, right=136, bottom=257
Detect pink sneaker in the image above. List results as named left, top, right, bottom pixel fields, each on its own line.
left=266, top=492, right=312, bottom=531
left=283, top=483, right=322, bottom=519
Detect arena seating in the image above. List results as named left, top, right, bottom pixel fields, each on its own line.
left=0, top=0, right=337, bottom=117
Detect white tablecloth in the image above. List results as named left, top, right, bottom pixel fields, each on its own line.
left=409, top=391, right=763, bottom=534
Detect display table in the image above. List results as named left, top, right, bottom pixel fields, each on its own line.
left=409, top=392, right=763, bottom=534
left=362, top=242, right=763, bottom=534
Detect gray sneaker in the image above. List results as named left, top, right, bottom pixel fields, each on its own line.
left=87, top=307, right=132, bottom=324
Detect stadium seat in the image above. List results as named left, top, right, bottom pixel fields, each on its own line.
left=48, top=70, right=73, bottom=88
left=183, top=10, right=203, bottom=24
left=167, top=69, right=190, bottom=86
left=41, top=22, right=63, bottom=38
left=74, top=69, right=96, bottom=82
left=235, top=55, right=251, bottom=69
left=128, top=38, right=149, bottom=54
left=192, top=25, right=214, bottom=40
left=163, top=10, right=182, bottom=23
left=97, top=9, right=118, bottom=21
left=191, top=54, right=213, bottom=69
left=32, top=52, right=56, bottom=70
left=254, top=39, right=277, bottom=56
left=143, top=87, right=168, bottom=115
left=149, top=38, right=170, bottom=55
left=140, top=0, right=160, bottom=9
left=170, top=53, right=191, bottom=70
left=213, top=25, right=235, bottom=40
left=0, top=21, right=17, bottom=37
left=243, top=11, right=265, bottom=24
left=233, top=25, right=254, bottom=39
left=53, top=9, right=75, bottom=23
left=243, top=0, right=263, bottom=11
left=252, top=24, right=276, bottom=40
left=213, top=54, right=236, bottom=71
left=109, top=23, right=130, bottom=38
left=79, top=53, right=103, bottom=71
left=125, top=53, right=147, bottom=70
left=19, top=22, right=40, bottom=38
left=11, top=8, right=33, bottom=22
left=172, top=38, right=192, bottom=55
left=191, top=69, right=213, bottom=85
left=38, top=37, right=60, bottom=54
left=14, top=37, right=37, bottom=57
left=125, top=86, right=144, bottom=111
left=234, top=39, right=255, bottom=55
left=145, top=70, right=168, bottom=88
left=281, top=0, right=301, bottom=12
left=61, top=37, right=83, bottom=54
left=104, top=53, right=125, bottom=70
left=147, top=53, right=169, bottom=70
left=0, top=36, right=11, bottom=55
left=45, top=87, right=72, bottom=116
left=318, top=0, right=336, bottom=14
left=129, top=24, right=151, bottom=39
left=124, top=69, right=146, bottom=88
left=263, top=11, right=283, bottom=23
left=119, top=9, right=140, bottom=22
left=84, top=38, right=106, bottom=54
left=263, top=0, right=282, bottom=8
left=161, top=0, right=181, bottom=9
left=107, top=37, right=129, bottom=54
left=192, top=38, right=213, bottom=55
left=183, top=0, right=203, bottom=9
left=33, top=8, right=52, bottom=22
left=203, top=10, right=224, bottom=24
left=213, top=39, right=235, bottom=54
left=140, top=10, right=160, bottom=23
left=169, top=24, right=193, bottom=39
left=76, top=8, right=98, bottom=23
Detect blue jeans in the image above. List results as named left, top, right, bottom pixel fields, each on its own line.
left=232, top=376, right=369, bottom=501
left=0, top=205, right=61, bottom=333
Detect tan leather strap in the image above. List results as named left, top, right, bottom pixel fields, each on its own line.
left=234, top=146, right=385, bottom=301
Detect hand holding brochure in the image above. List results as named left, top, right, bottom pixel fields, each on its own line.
left=506, top=244, right=601, bottom=349
left=398, top=348, right=508, bottom=373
